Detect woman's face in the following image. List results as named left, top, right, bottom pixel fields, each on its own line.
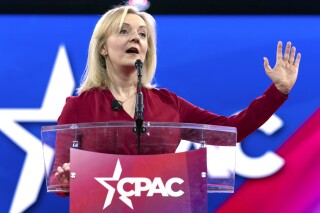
left=104, top=13, right=149, bottom=71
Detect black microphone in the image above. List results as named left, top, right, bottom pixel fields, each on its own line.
left=112, top=99, right=122, bottom=111
left=134, top=59, right=144, bottom=123
left=133, top=59, right=146, bottom=155
left=135, top=59, right=143, bottom=77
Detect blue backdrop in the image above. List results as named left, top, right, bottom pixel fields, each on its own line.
left=0, top=15, right=319, bottom=212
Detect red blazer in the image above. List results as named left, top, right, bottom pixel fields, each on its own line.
left=58, top=83, right=287, bottom=142
left=50, top=83, right=287, bottom=194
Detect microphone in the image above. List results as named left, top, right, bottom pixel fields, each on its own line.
left=135, top=59, right=143, bottom=77
left=134, top=59, right=144, bottom=123
left=133, top=59, right=146, bottom=155
left=112, top=99, right=122, bottom=111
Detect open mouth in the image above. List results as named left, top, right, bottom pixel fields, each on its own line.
left=126, top=47, right=139, bottom=54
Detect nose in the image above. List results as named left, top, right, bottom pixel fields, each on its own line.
left=129, top=31, right=140, bottom=43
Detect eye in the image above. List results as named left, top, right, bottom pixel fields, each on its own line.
left=119, top=28, right=128, bottom=35
left=139, top=32, right=147, bottom=38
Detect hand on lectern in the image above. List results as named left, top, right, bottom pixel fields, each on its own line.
left=55, top=162, right=70, bottom=184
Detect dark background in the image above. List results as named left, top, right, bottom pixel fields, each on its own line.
left=0, top=0, right=319, bottom=14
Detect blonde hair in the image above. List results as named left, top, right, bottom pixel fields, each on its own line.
left=77, top=5, right=157, bottom=94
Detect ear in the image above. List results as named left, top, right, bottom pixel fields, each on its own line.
left=100, top=44, right=108, bottom=56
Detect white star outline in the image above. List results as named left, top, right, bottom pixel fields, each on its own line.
left=0, top=45, right=75, bottom=213
left=95, top=159, right=134, bottom=210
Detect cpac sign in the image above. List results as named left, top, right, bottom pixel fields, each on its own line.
left=117, top=177, right=184, bottom=197
left=95, top=160, right=184, bottom=210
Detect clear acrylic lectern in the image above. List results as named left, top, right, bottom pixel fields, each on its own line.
left=41, top=122, right=236, bottom=212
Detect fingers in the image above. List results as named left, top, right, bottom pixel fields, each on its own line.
left=283, top=41, right=292, bottom=62
left=294, top=53, right=302, bottom=69
left=62, top=162, right=70, bottom=170
left=55, top=163, right=70, bottom=184
left=263, top=57, right=272, bottom=72
left=56, top=163, right=70, bottom=174
left=283, top=41, right=301, bottom=68
left=56, top=166, right=64, bottom=174
left=277, top=41, right=301, bottom=66
left=288, top=46, right=296, bottom=65
left=276, top=41, right=283, bottom=61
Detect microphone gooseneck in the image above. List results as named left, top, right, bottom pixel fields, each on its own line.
left=135, top=59, right=144, bottom=123
left=133, top=59, right=146, bottom=154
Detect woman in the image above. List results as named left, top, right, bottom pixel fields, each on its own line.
left=53, top=5, right=301, bottom=187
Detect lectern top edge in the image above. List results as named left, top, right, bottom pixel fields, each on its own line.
left=41, top=121, right=237, bottom=133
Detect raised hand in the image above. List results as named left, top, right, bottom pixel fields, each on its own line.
left=263, top=41, right=301, bottom=95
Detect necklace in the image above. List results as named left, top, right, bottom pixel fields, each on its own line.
left=117, top=92, right=136, bottom=105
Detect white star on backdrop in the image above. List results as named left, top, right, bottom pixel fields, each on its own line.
left=0, top=45, right=75, bottom=213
